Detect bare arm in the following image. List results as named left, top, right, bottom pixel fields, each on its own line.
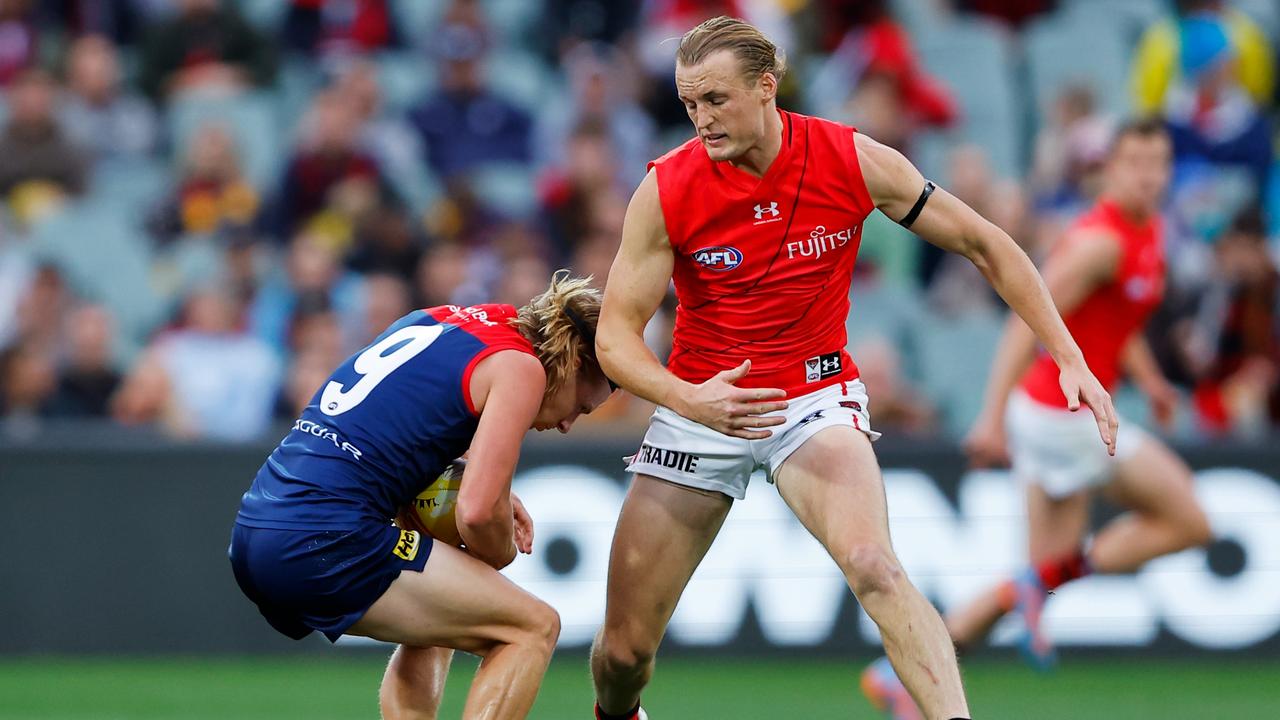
left=1121, top=332, right=1178, bottom=428
left=856, top=133, right=1118, bottom=452
left=456, top=350, right=544, bottom=569
left=597, top=169, right=789, bottom=438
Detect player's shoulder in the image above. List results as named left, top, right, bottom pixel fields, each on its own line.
left=648, top=135, right=704, bottom=171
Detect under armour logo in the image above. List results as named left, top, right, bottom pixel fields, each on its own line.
left=754, top=202, right=779, bottom=220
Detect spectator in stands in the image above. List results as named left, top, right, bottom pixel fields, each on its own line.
left=850, top=335, right=937, bottom=434
left=921, top=145, right=1026, bottom=306
left=1132, top=0, right=1274, bottom=117
left=148, top=123, right=260, bottom=245
left=46, top=304, right=120, bottom=417
left=59, top=34, right=158, bottom=161
left=414, top=241, right=471, bottom=308
left=357, top=272, right=411, bottom=346
left=0, top=69, right=89, bottom=225
left=0, top=341, right=55, bottom=435
left=953, top=0, right=1056, bottom=28
left=0, top=225, right=32, bottom=349
left=541, top=0, right=641, bottom=60
left=137, top=0, right=277, bottom=101
left=535, top=42, right=654, bottom=191
left=36, top=0, right=146, bottom=45
left=114, top=287, right=280, bottom=441
left=331, top=60, right=426, bottom=211
left=0, top=0, right=37, bottom=87
left=274, top=89, right=396, bottom=249
left=540, top=120, right=627, bottom=261
left=806, top=0, right=956, bottom=154
left=11, top=263, right=68, bottom=358
left=1162, top=14, right=1272, bottom=195
left=250, top=231, right=363, bottom=354
left=408, top=4, right=532, bottom=179
left=1187, top=209, right=1280, bottom=436
left=281, top=0, right=400, bottom=61
left=493, top=252, right=552, bottom=308
left=1029, top=85, right=1112, bottom=213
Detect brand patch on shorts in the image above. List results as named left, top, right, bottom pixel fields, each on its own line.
left=634, top=443, right=700, bottom=473
left=804, top=352, right=842, bottom=383
left=839, top=400, right=862, bottom=412
left=393, top=529, right=421, bottom=561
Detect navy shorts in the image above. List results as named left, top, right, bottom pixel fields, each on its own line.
left=228, top=521, right=433, bottom=642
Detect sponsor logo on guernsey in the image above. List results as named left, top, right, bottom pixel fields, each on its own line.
left=753, top=201, right=780, bottom=224
left=635, top=443, right=700, bottom=473
left=692, top=246, right=743, bottom=271
left=787, top=224, right=856, bottom=261
left=393, top=528, right=420, bottom=561
left=447, top=304, right=497, bottom=326
left=293, top=419, right=364, bottom=460
left=1124, top=277, right=1157, bottom=302
left=804, top=352, right=842, bottom=383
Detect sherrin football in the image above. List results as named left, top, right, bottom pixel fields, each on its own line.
left=399, top=458, right=466, bottom=546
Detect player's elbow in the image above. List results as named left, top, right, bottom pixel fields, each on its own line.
left=594, top=322, right=627, bottom=379
left=456, top=499, right=500, bottom=530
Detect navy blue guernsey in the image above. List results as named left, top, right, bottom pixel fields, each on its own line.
left=235, top=304, right=536, bottom=529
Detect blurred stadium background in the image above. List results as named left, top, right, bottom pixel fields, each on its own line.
left=2, top=0, right=1280, bottom=717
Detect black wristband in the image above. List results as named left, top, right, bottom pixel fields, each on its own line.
left=897, top=179, right=937, bottom=228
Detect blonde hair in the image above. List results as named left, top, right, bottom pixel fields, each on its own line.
left=510, top=271, right=604, bottom=398
left=676, top=16, right=787, bottom=82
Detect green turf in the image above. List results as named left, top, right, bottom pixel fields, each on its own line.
left=0, top=654, right=1275, bottom=719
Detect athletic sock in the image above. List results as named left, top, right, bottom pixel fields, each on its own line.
left=995, top=548, right=1093, bottom=612
left=595, top=702, right=641, bottom=720
left=1035, top=548, right=1092, bottom=591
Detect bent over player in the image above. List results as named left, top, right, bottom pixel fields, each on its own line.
left=590, top=17, right=1118, bottom=720
left=863, top=120, right=1213, bottom=719
left=229, top=273, right=614, bottom=720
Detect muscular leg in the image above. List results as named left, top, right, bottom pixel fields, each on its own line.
left=947, top=438, right=1211, bottom=649
left=379, top=645, right=454, bottom=720
left=1092, top=438, right=1212, bottom=572
left=590, top=475, right=733, bottom=715
left=348, top=543, right=560, bottom=720
left=775, top=426, right=968, bottom=719
left=946, top=486, right=1090, bottom=648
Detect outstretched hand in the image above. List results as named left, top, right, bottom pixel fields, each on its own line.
left=679, top=360, right=789, bottom=439
left=1059, top=363, right=1118, bottom=455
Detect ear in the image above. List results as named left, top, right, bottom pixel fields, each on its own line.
left=759, top=71, right=778, bottom=103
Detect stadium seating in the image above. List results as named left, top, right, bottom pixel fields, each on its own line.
left=167, top=92, right=282, bottom=191
left=1025, top=10, right=1129, bottom=125
left=914, top=17, right=1022, bottom=180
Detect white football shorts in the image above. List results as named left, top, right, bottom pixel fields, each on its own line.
left=625, top=380, right=880, bottom=500
left=1006, top=388, right=1150, bottom=499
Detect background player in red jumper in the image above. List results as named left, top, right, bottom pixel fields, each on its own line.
left=590, top=16, right=1117, bottom=720
left=862, top=119, right=1213, bottom=720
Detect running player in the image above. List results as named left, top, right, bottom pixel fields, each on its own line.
left=861, top=120, right=1214, bottom=719
left=229, top=272, right=614, bottom=720
left=590, top=16, right=1118, bottom=720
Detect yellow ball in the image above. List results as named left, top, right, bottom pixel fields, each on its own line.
left=407, top=459, right=465, bottom=546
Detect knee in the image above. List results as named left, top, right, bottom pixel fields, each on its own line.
left=525, top=600, right=561, bottom=656
left=1180, top=507, right=1214, bottom=551
left=596, top=627, right=657, bottom=678
left=840, top=542, right=906, bottom=599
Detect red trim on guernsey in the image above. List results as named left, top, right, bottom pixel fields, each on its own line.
left=424, top=304, right=537, bottom=416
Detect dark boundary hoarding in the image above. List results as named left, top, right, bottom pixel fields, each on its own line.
left=1, top=435, right=1277, bottom=656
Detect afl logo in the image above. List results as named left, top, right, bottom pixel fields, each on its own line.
left=693, top=246, right=743, bottom=271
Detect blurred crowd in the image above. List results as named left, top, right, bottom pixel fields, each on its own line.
left=2, top=0, right=1280, bottom=443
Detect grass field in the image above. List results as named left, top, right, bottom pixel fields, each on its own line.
left=2, top=654, right=1276, bottom=719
